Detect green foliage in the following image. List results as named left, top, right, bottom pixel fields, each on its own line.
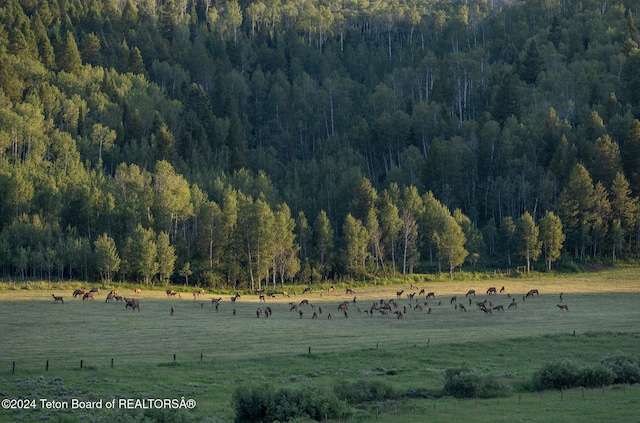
left=601, top=352, right=640, bottom=384
left=333, top=379, right=397, bottom=404
left=443, top=369, right=511, bottom=399
left=532, top=361, right=615, bottom=391
left=232, top=384, right=350, bottom=423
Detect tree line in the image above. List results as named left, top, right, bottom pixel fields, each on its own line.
left=1, top=0, right=640, bottom=286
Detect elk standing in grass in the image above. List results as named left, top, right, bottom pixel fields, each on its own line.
left=557, top=304, right=569, bottom=311
left=52, top=295, right=64, bottom=304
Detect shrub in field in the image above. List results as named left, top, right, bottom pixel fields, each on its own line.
left=577, top=364, right=615, bottom=388
left=443, top=369, right=510, bottom=399
left=531, top=361, right=580, bottom=391
left=333, top=379, right=397, bottom=404
left=601, top=352, right=640, bottom=384
left=232, top=384, right=350, bottom=423
left=532, top=361, right=616, bottom=391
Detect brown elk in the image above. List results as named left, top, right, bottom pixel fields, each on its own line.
left=211, top=297, right=222, bottom=306
left=493, top=305, right=504, bottom=312
left=466, top=290, right=476, bottom=297
left=115, top=295, right=124, bottom=302
left=557, top=304, right=569, bottom=311
left=486, top=287, right=497, bottom=295
left=289, top=302, right=299, bottom=312
left=508, top=300, right=517, bottom=309
left=256, top=308, right=262, bottom=318
left=418, top=289, right=426, bottom=296
left=166, top=289, right=177, bottom=296
left=72, top=289, right=86, bottom=298
left=302, top=287, right=312, bottom=294
left=450, top=296, right=457, bottom=304
left=133, top=288, right=142, bottom=295
left=459, top=303, right=467, bottom=312
left=345, top=287, right=355, bottom=295
left=82, top=292, right=94, bottom=300
left=126, top=299, right=140, bottom=311
left=109, top=289, right=118, bottom=296
left=283, top=291, right=290, bottom=297
left=327, top=286, right=334, bottom=294
left=526, top=289, right=539, bottom=298
left=426, top=292, right=435, bottom=298
left=499, top=286, right=505, bottom=293
left=231, top=293, right=241, bottom=302
left=106, top=293, right=115, bottom=302
left=90, top=287, right=100, bottom=294
left=410, top=283, right=418, bottom=290
left=394, top=310, right=403, bottom=319
left=52, top=295, right=64, bottom=304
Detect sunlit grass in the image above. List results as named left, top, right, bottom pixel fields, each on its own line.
left=1, top=268, right=639, bottom=422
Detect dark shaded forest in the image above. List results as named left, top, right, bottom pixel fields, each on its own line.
left=1, top=0, right=640, bottom=287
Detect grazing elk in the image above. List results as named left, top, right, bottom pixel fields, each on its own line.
left=345, top=287, right=355, bottom=295
left=526, top=289, right=539, bottom=298
left=493, top=305, right=504, bottom=312
left=327, top=286, right=334, bottom=294
left=90, top=287, right=100, bottom=294
left=106, top=293, right=115, bottom=302
left=211, top=297, right=222, bottom=306
left=466, top=289, right=476, bottom=297
left=557, top=304, right=569, bottom=311
left=289, top=302, right=299, bottom=312
left=499, top=286, right=505, bottom=293
left=52, top=295, right=64, bottom=304
left=459, top=303, right=467, bottom=312
left=426, top=292, right=435, bottom=298
left=302, top=287, right=312, bottom=294
left=82, top=292, right=94, bottom=301
left=72, top=289, right=86, bottom=298
left=450, top=296, right=457, bottom=304
left=283, top=291, right=290, bottom=298
left=410, top=283, right=418, bottom=290
left=418, top=289, right=426, bottom=296
left=394, top=310, right=403, bottom=319
left=126, top=299, right=140, bottom=311
left=231, top=293, right=241, bottom=302
left=486, top=287, right=497, bottom=295
left=133, top=288, right=142, bottom=295
left=508, top=300, right=517, bottom=309
left=166, top=289, right=178, bottom=297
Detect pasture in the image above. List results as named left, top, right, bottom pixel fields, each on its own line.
left=1, top=268, right=640, bottom=422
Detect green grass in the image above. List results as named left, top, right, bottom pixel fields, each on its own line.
left=1, top=268, right=639, bottom=422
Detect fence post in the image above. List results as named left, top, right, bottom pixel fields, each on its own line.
left=80, top=360, right=83, bottom=369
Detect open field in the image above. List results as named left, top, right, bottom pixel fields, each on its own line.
left=1, top=268, right=640, bottom=422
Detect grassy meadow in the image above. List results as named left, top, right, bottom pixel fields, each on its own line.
left=0, top=268, right=639, bottom=422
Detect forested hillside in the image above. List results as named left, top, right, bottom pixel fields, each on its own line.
left=1, top=0, right=639, bottom=287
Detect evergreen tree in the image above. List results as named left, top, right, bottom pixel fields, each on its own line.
left=56, top=30, right=81, bottom=72
left=492, top=71, right=521, bottom=124
left=622, top=120, right=640, bottom=194
left=558, top=164, right=596, bottom=260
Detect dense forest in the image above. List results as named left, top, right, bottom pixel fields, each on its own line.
left=1, top=0, right=640, bottom=288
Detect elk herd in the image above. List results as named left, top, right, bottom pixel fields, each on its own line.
left=48, top=282, right=570, bottom=322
